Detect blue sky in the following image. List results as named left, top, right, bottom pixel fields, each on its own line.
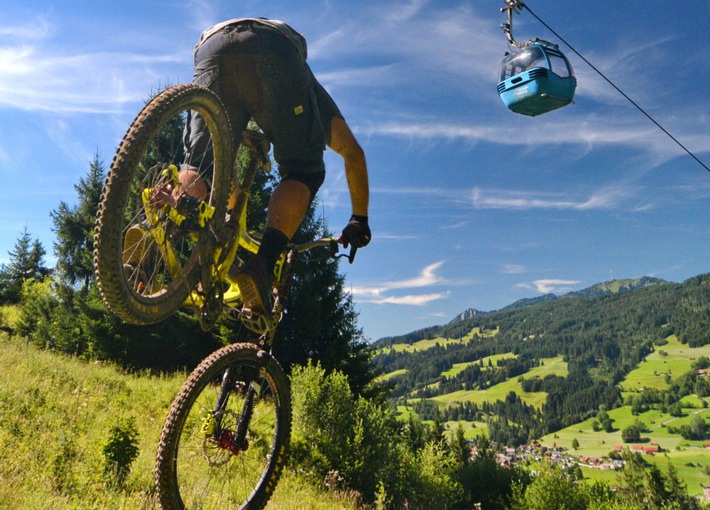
left=1, top=1, right=708, bottom=341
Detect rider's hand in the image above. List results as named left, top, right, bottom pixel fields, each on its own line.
left=149, top=185, right=177, bottom=209
left=341, top=215, right=371, bottom=248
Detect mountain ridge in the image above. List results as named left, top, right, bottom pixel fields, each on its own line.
left=372, top=272, right=709, bottom=448
left=445, top=276, right=667, bottom=326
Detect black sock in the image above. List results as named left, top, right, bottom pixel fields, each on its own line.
left=257, top=228, right=289, bottom=271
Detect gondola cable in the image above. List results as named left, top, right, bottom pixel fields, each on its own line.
left=519, top=2, right=710, bottom=174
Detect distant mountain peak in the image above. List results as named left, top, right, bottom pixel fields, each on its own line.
left=568, top=276, right=666, bottom=299
left=449, top=308, right=484, bottom=324
left=378, top=275, right=671, bottom=345
left=450, top=277, right=667, bottom=325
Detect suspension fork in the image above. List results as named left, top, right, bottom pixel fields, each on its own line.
left=210, top=349, right=272, bottom=450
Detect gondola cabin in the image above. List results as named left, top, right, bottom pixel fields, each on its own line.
left=497, top=42, right=577, bottom=116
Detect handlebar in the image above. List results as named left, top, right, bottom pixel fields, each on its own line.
left=288, top=237, right=358, bottom=264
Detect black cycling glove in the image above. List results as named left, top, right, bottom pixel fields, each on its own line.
left=341, top=215, right=371, bottom=249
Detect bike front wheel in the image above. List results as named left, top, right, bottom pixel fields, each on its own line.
left=156, top=343, right=291, bottom=510
left=94, top=84, right=235, bottom=325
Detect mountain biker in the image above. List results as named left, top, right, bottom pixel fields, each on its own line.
left=165, top=18, right=370, bottom=320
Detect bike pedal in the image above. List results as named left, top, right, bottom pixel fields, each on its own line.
left=239, top=307, right=273, bottom=336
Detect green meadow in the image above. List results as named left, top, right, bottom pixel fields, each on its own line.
left=0, top=332, right=357, bottom=509
left=428, top=356, right=568, bottom=409
left=540, top=337, right=710, bottom=497
left=392, top=331, right=710, bottom=496
left=620, top=335, right=710, bottom=393
left=379, top=326, right=499, bottom=354
left=441, top=353, right=516, bottom=378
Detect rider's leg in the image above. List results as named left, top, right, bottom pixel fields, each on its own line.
left=124, top=169, right=209, bottom=268
left=235, top=178, right=310, bottom=317
left=259, top=179, right=311, bottom=266
left=265, top=179, right=311, bottom=236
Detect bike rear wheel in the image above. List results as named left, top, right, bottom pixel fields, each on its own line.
left=94, top=84, right=234, bottom=325
left=156, top=343, right=291, bottom=510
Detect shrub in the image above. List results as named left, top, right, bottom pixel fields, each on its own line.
left=621, top=423, right=641, bottom=443
left=512, top=463, right=588, bottom=510
left=101, top=416, right=139, bottom=488
left=289, top=362, right=463, bottom=508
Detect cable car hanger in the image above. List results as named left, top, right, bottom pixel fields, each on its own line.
left=500, top=0, right=528, bottom=49
left=500, top=1, right=561, bottom=54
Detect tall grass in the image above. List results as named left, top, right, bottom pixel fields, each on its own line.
left=0, top=333, right=357, bottom=509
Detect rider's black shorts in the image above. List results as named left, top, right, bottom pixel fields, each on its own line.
left=184, top=21, right=341, bottom=198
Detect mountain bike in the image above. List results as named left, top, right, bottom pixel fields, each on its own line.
left=93, top=83, right=356, bottom=509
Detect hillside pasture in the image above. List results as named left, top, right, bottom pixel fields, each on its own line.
left=379, top=326, right=499, bottom=354
left=619, top=335, right=710, bottom=393
left=440, top=352, right=516, bottom=378
left=0, top=335, right=358, bottom=509
left=540, top=403, right=710, bottom=496
left=376, top=368, right=407, bottom=382
left=426, top=356, right=568, bottom=409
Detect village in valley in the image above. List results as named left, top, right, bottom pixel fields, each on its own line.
left=471, top=439, right=710, bottom=500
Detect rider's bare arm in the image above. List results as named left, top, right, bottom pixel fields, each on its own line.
left=328, top=116, right=369, bottom=218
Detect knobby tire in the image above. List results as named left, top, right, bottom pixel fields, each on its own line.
left=93, top=84, right=234, bottom=325
left=155, top=343, right=291, bottom=510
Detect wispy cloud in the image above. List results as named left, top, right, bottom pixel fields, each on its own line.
left=0, top=17, right=53, bottom=40
left=516, top=279, right=582, bottom=294
left=365, top=183, right=632, bottom=212
left=0, top=17, right=189, bottom=114
left=309, top=2, right=499, bottom=84
left=362, top=292, right=450, bottom=306
left=352, top=261, right=449, bottom=305
left=0, top=47, right=184, bottom=113
left=471, top=186, right=630, bottom=211
left=360, top=117, right=664, bottom=153
left=502, top=264, right=525, bottom=274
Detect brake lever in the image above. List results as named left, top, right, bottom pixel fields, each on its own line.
left=345, top=245, right=357, bottom=264
left=331, top=238, right=357, bottom=264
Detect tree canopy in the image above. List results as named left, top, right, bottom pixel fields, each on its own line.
left=0, top=226, right=49, bottom=304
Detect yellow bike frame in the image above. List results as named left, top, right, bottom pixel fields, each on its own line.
left=138, top=154, right=287, bottom=317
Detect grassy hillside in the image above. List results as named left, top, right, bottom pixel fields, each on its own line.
left=392, top=334, right=709, bottom=496
left=620, top=335, right=710, bottom=393
left=428, top=355, right=567, bottom=409
left=538, top=336, right=710, bottom=497
left=0, top=333, right=356, bottom=510
left=378, top=326, right=499, bottom=354
left=539, top=404, right=710, bottom=496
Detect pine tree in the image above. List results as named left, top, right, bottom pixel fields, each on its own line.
left=645, top=464, right=670, bottom=509
left=664, top=459, right=702, bottom=510
left=0, top=227, right=49, bottom=304
left=616, top=449, right=648, bottom=508
left=449, top=422, right=469, bottom=467
left=51, top=151, right=106, bottom=287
